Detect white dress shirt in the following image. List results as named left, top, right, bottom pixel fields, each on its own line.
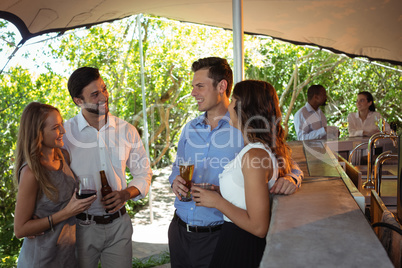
left=294, top=102, right=327, bottom=140
left=347, top=111, right=390, bottom=137
left=63, top=111, right=152, bottom=216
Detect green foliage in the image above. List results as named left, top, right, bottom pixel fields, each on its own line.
left=131, top=251, right=170, bottom=268
left=0, top=20, right=16, bottom=53
left=244, top=36, right=402, bottom=140
left=52, top=16, right=234, bottom=167
left=1, top=14, right=401, bottom=266
left=0, top=66, right=72, bottom=263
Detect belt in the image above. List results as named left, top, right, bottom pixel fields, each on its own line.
left=173, top=212, right=222, bottom=233
left=76, top=207, right=126, bottom=224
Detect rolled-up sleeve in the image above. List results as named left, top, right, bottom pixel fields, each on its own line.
left=348, top=113, right=363, bottom=137
left=285, top=160, right=303, bottom=188
left=168, top=126, right=187, bottom=186
left=127, top=128, right=152, bottom=201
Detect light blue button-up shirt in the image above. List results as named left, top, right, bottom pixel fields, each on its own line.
left=169, top=111, right=243, bottom=226
left=169, top=111, right=304, bottom=226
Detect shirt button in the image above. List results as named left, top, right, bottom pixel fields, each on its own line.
left=190, top=207, right=193, bottom=210
left=199, top=175, right=202, bottom=178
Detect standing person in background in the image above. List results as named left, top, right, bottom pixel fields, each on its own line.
left=14, top=102, right=96, bottom=267
left=193, top=80, right=292, bottom=267
left=168, top=57, right=303, bottom=267
left=63, top=67, right=152, bottom=268
left=347, top=91, right=390, bottom=137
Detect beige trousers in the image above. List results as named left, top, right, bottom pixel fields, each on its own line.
left=76, top=213, right=133, bottom=268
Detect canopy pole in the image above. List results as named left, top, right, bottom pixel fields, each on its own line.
left=137, top=14, right=153, bottom=223
left=232, top=0, right=244, bottom=84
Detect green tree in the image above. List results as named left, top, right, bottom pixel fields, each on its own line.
left=0, top=66, right=72, bottom=264
left=1, top=15, right=401, bottom=267
left=244, top=36, right=402, bottom=139
left=51, top=16, right=234, bottom=167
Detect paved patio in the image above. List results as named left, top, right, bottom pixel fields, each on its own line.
left=131, top=166, right=175, bottom=267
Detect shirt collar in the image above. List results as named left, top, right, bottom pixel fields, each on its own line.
left=194, top=111, right=231, bottom=127
left=355, top=111, right=374, bottom=119
left=305, top=102, right=315, bottom=112
left=77, top=110, right=115, bottom=131
left=195, top=112, right=207, bottom=126
left=366, top=111, right=375, bottom=118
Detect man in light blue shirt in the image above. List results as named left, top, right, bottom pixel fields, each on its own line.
left=168, top=57, right=303, bottom=267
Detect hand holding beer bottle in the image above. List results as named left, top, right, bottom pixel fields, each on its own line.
left=100, top=170, right=113, bottom=213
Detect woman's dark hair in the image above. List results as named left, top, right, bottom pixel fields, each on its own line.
left=232, top=80, right=291, bottom=177
left=358, top=91, right=376, bottom=111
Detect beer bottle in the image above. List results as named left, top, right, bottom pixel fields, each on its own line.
left=100, top=170, right=113, bottom=212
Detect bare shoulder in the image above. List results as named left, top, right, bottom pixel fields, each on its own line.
left=242, top=148, right=272, bottom=171
left=243, top=148, right=271, bottom=160
left=242, top=148, right=273, bottom=183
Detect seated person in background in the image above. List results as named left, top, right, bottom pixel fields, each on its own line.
left=347, top=91, right=390, bottom=137
left=294, top=85, right=336, bottom=140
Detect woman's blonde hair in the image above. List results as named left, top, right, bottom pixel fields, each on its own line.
left=14, top=102, right=63, bottom=202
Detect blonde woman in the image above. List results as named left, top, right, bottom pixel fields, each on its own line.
left=14, top=102, right=95, bottom=267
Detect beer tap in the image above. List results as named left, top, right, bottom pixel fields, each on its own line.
left=373, top=151, right=398, bottom=195
left=363, top=131, right=398, bottom=189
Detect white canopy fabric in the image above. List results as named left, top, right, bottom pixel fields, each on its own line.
left=1, top=0, right=401, bottom=66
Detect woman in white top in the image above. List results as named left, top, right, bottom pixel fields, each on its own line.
left=192, top=80, right=292, bottom=267
left=347, top=91, right=390, bottom=137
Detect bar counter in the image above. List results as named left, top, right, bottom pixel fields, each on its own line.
left=260, top=140, right=393, bottom=267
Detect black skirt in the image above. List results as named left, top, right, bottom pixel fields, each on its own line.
left=209, top=221, right=266, bottom=268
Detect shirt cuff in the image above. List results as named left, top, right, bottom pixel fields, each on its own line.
left=285, top=173, right=301, bottom=188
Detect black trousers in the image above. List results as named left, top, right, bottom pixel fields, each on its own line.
left=168, top=216, right=221, bottom=268
left=209, top=221, right=266, bottom=268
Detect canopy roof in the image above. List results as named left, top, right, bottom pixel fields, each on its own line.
left=1, top=0, right=401, bottom=66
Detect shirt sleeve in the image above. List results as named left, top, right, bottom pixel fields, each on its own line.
left=294, top=109, right=326, bottom=140
left=284, top=159, right=303, bottom=188
left=127, top=127, right=153, bottom=201
left=294, top=112, right=327, bottom=141
left=168, top=125, right=187, bottom=186
left=300, top=127, right=326, bottom=140
left=347, top=113, right=363, bottom=137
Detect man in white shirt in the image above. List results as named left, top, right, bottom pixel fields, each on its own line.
left=63, top=67, right=152, bottom=268
left=294, top=85, right=329, bottom=140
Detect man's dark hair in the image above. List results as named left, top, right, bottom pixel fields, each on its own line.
left=307, top=85, right=326, bottom=101
left=191, top=57, right=233, bottom=97
left=67, top=67, right=100, bottom=103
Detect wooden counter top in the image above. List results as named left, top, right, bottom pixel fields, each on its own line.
left=260, top=141, right=393, bottom=267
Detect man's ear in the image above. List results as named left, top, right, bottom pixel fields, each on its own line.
left=73, top=97, right=83, bottom=107
left=217, top=79, right=228, bottom=95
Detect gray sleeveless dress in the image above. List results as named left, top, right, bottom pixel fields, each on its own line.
left=17, top=158, right=78, bottom=268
